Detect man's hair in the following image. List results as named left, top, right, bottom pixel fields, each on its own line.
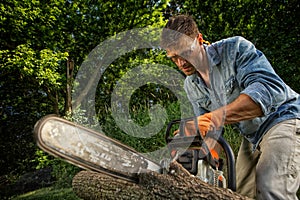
left=160, top=15, right=200, bottom=50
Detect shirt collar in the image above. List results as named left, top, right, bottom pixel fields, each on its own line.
left=189, top=73, right=199, bottom=83
left=204, top=44, right=221, bottom=67
left=189, top=44, right=221, bottom=83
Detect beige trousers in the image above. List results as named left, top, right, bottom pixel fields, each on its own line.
left=236, top=119, right=300, bottom=200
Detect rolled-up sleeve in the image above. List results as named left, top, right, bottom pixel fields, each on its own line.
left=235, top=37, right=287, bottom=116
left=242, top=82, right=275, bottom=114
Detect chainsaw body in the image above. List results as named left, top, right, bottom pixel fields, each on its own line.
left=165, top=118, right=236, bottom=191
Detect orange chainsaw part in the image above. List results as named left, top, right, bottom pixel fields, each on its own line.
left=170, top=144, right=220, bottom=161
left=210, top=148, right=219, bottom=160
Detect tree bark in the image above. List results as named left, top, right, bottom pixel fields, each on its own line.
left=72, top=161, right=252, bottom=200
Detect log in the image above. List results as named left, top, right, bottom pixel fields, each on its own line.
left=72, top=161, right=252, bottom=200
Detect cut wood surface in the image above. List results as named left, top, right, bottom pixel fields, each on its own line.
left=72, top=161, right=252, bottom=200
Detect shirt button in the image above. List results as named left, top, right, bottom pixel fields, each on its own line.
left=270, top=107, right=276, bottom=112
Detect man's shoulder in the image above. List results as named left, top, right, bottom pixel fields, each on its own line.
left=213, top=36, right=249, bottom=46
left=209, top=36, right=254, bottom=56
left=206, top=36, right=248, bottom=61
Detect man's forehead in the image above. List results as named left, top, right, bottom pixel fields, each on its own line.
left=165, top=37, right=195, bottom=53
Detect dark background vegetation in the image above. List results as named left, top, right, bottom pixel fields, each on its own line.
left=0, top=0, right=299, bottom=198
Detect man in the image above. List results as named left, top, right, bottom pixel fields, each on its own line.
left=160, top=14, right=300, bottom=199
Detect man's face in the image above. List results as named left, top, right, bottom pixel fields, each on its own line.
left=167, top=50, right=196, bottom=76
left=166, top=38, right=199, bottom=76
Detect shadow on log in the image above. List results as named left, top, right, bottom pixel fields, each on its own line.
left=72, top=161, right=252, bottom=200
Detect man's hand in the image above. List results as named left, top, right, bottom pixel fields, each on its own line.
left=170, top=112, right=223, bottom=159
left=172, top=129, right=180, bottom=136
left=197, top=112, right=215, bottom=137
left=173, top=112, right=219, bottom=137
left=172, top=112, right=216, bottom=138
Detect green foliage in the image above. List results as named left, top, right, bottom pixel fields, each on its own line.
left=101, top=101, right=181, bottom=153
left=30, top=150, right=80, bottom=188
left=0, top=44, right=69, bottom=176
left=32, top=156, right=78, bottom=189
left=223, top=125, right=243, bottom=157
left=31, top=150, right=53, bottom=170
left=50, top=159, right=80, bottom=189
left=0, top=45, right=68, bottom=88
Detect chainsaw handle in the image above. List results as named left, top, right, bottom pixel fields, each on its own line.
left=217, top=135, right=236, bottom=191
left=165, top=119, right=182, bottom=141
left=165, top=117, right=198, bottom=140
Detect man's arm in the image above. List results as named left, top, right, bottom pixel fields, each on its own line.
left=201, top=94, right=263, bottom=130
left=223, top=93, right=262, bottom=125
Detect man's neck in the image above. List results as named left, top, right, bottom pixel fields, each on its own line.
left=196, top=49, right=210, bottom=88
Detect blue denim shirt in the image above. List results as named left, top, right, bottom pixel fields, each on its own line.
left=184, top=36, right=300, bottom=149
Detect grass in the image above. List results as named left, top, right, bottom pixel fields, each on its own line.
left=10, top=187, right=82, bottom=200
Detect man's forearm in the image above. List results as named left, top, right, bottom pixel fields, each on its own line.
left=212, top=94, right=263, bottom=126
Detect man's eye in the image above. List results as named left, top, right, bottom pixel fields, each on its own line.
left=168, top=55, right=179, bottom=61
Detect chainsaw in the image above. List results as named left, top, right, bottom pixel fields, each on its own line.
left=165, top=117, right=236, bottom=190
left=34, top=114, right=236, bottom=191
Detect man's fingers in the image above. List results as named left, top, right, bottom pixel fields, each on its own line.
left=173, top=129, right=179, bottom=136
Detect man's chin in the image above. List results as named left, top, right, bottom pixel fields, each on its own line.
left=183, top=72, right=194, bottom=76
left=183, top=69, right=196, bottom=76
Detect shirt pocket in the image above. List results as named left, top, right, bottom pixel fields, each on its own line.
left=225, top=75, right=236, bottom=94
left=194, top=95, right=212, bottom=111
left=225, top=75, right=240, bottom=103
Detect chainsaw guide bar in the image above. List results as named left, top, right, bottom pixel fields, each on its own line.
left=34, top=115, right=162, bottom=183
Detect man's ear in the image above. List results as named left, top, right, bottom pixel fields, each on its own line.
left=197, top=33, right=204, bottom=45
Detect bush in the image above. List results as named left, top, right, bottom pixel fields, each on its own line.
left=31, top=150, right=80, bottom=189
